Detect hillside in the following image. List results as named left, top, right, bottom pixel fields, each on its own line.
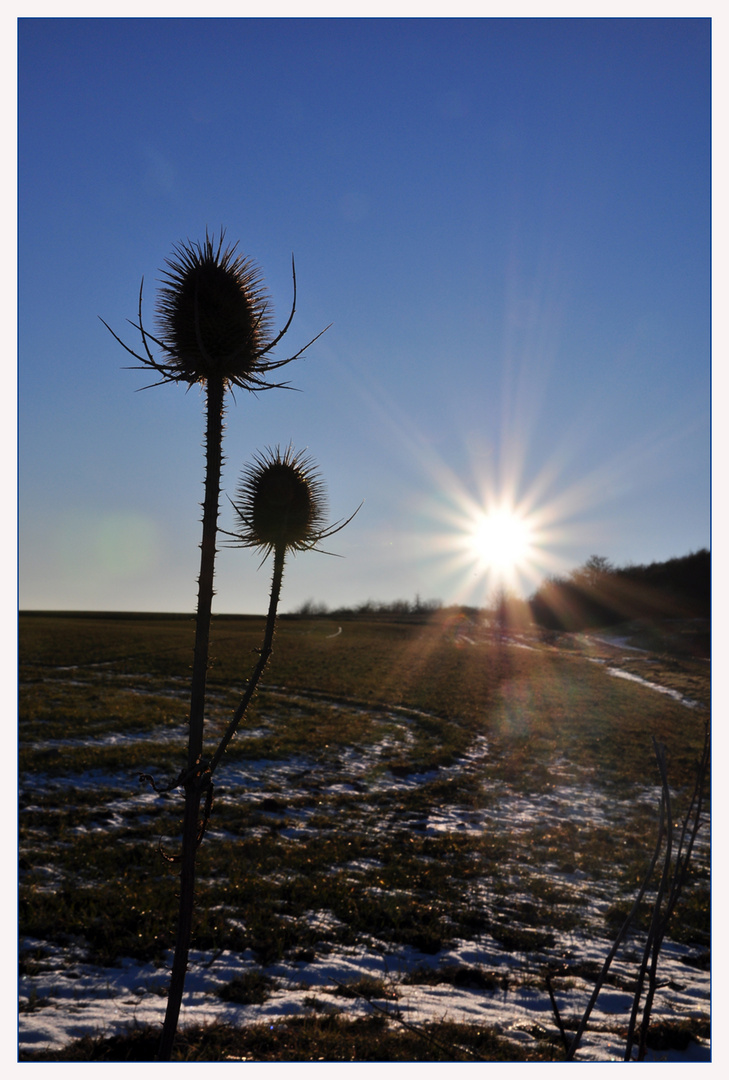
left=529, top=550, right=709, bottom=633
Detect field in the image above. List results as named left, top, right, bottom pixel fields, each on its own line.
left=18, top=612, right=710, bottom=1061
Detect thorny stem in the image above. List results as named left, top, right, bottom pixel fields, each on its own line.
left=158, top=541, right=285, bottom=1061
left=188, top=376, right=226, bottom=770
left=158, top=376, right=225, bottom=1062
left=157, top=775, right=206, bottom=1062
left=208, top=543, right=285, bottom=776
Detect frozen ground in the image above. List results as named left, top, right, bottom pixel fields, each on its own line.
left=19, top=637, right=710, bottom=1063
left=18, top=932, right=710, bottom=1062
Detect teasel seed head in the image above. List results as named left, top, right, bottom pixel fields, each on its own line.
left=227, top=446, right=361, bottom=559
left=101, top=229, right=330, bottom=391
left=155, top=232, right=273, bottom=387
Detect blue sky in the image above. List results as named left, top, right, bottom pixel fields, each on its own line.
left=18, top=15, right=711, bottom=615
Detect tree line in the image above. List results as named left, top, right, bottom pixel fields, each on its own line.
left=289, top=549, right=710, bottom=633
left=528, top=549, right=710, bottom=631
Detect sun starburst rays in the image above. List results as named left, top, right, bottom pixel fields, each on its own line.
left=431, top=484, right=554, bottom=603
left=401, top=427, right=580, bottom=609
left=469, top=505, right=535, bottom=575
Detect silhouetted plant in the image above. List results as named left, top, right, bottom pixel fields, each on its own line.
left=104, top=231, right=333, bottom=1061
left=547, top=718, right=710, bottom=1061
left=207, top=446, right=360, bottom=775
left=622, top=725, right=709, bottom=1061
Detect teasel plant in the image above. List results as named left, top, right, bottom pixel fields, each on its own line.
left=103, top=231, right=329, bottom=1060
left=208, top=446, right=361, bottom=776
left=156, top=445, right=358, bottom=1059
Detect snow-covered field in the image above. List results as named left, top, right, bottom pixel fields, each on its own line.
left=19, top=933, right=710, bottom=1063
left=19, top=631, right=711, bottom=1063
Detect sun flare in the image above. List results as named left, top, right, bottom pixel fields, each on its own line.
left=425, top=476, right=556, bottom=606
left=469, top=507, right=535, bottom=576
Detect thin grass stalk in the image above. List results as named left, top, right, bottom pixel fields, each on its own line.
left=566, top=781, right=667, bottom=1061
left=544, top=968, right=571, bottom=1054
left=633, top=723, right=710, bottom=1060
left=636, top=922, right=668, bottom=1060
left=158, top=375, right=225, bottom=1061
left=624, top=739, right=672, bottom=1060
left=664, top=718, right=710, bottom=910
left=330, top=977, right=485, bottom=1062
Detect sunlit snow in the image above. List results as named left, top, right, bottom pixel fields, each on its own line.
left=19, top=639, right=710, bottom=1062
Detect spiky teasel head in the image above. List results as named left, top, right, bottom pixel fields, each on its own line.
left=102, top=229, right=329, bottom=391
left=155, top=232, right=273, bottom=387
left=228, top=446, right=360, bottom=559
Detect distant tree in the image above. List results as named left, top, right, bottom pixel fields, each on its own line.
left=530, top=549, right=710, bottom=630
left=570, top=555, right=613, bottom=588
left=294, top=599, right=329, bottom=616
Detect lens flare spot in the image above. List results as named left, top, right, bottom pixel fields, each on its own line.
left=58, top=511, right=161, bottom=580
left=94, top=513, right=160, bottom=578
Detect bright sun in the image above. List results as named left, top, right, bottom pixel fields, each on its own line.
left=469, top=507, right=535, bottom=577
left=428, top=471, right=555, bottom=606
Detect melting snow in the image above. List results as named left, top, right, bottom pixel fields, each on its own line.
left=19, top=933, right=710, bottom=1062
left=606, top=667, right=704, bottom=710
left=19, top=665, right=710, bottom=1062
